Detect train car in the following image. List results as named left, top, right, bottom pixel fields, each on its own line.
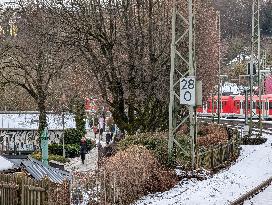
left=206, top=96, right=234, bottom=118
left=198, top=94, right=272, bottom=120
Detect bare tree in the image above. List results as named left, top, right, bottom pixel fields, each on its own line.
left=58, top=0, right=172, bottom=134
left=56, top=0, right=220, bottom=134
left=0, top=1, right=72, bottom=135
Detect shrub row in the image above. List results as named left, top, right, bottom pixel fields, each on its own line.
left=117, top=132, right=191, bottom=167
left=32, top=151, right=69, bottom=163
left=49, top=139, right=95, bottom=158
left=101, top=145, right=178, bottom=205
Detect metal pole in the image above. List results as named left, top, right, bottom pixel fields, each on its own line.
left=212, top=93, right=214, bottom=122
left=245, top=89, right=248, bottom=124
left=168, top=0, right=177, bottom=157
left=217, top=11, right=221, bottom=124
left=62, top=110, right=65, bottom=158
left=249, top=0, right=256, bottom=136
left=188, top=0, right=196, bottom=169
left=168, top=0, right=196, bottom=169
left=257, top=0, right=262, bottom=136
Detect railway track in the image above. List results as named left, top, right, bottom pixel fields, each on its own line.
left=230, top=177, right=272, bottom=205
left=201, top=118, right=272, bottom=205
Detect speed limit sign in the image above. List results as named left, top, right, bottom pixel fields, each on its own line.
left=180, top=77, right=196, bottom=105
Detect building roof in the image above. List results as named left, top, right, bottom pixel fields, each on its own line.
left=0, top=112, right=76, bottom=129
left=0, top=156, right=15, bottom=171
left=2, top=155, right=71, bottom=183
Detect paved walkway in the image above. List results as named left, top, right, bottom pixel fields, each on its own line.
left=64, top=130, right=107, bottom=172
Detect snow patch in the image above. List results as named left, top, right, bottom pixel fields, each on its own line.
left=135, top=134, right=272, bottom=205
left=0, top=156, right=14, bottom=171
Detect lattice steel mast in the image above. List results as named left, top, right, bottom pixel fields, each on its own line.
left=249, top=0, right=261, bottom=136
left=168, top=0, right=197, bottom=168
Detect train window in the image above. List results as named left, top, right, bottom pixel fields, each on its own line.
left=253, top=102, right=256, bottom=109
left=236, top=101, right=240, bottom=109
left=269, top=102, right=272, bottom=109
left=207, top=102, right=210, bottom=109
left=266, top=102, right=268, bottom=110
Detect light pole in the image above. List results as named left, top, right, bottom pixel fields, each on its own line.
left=217, top=11, right=221, bottom=124
left=61, top=93, right=66, bottom=158
left=62, top=110, right=65, bottom=158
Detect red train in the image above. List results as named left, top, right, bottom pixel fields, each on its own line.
left=198, top=94, right=272, bottom=119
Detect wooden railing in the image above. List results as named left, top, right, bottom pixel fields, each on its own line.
left=0, top=173, right=70, bottom=205
left=195, top=130, right=240, bottom=170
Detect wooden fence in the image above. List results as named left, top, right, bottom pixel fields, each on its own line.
left=71, top=170, right=124, bottom=205
left=195, top=130, right=240, bottom=170
left=0, top=173, right=70, bottom=205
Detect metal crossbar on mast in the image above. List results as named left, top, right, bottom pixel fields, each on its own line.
left=249, top=0, right=261, bottom=136
left=168, top=0, right=197, bottom=169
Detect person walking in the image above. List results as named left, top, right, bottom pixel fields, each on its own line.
left=98, top=115, right=105, bottom=139
left=93, top=125, right=99, bottom=139
left=80, top=136, right=87, bottom=164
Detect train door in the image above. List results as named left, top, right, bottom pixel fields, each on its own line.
left=240, top=100, right=243, bottom=116
left=252, top=100, right=257, bottom=118
left=264, top=99, right=268, bottom=119
left=269, top=100, right=272, bottom=117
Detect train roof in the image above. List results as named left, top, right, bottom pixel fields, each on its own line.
left=208, top=96, right=233, bottom=101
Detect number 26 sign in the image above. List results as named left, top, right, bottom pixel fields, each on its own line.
left=180, top=77, right=196, bottom=105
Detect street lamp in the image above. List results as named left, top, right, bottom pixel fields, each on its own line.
left=61, top=93, right=66, bottom=158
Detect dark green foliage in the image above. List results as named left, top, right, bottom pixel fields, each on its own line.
left=74, top=98, right=86, bottom=135
left=261, top=0, right=272, bottom=36
left=86, top=139, right=95, bottom=152
left=32, top=151, right=69, bottom=163
left=49, top=140, right=95, bottom=158
left=49, top=144, right=80, bottom=158
left=117, top=132, right=191, bottom=168
left=64, top=128, right=82, bottom=144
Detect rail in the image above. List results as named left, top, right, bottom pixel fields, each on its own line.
left=230, top=177, right=272, bottom=205
left=201, top=118, right=272, bottom=204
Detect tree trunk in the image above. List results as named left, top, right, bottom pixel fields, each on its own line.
left=38, top=98, right=47, bottom=137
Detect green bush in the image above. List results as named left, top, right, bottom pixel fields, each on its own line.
left=48, top=143, right=80, bottom=158
left=31, top=151, right=69, bottom=163
left=117, top=132, right=191, bottom=168
left=86, top=139, right=96, bottom=152
left=64, top=128, right=83, bottom=145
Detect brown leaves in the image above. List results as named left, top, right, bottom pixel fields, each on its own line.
left=197, top=123, right=228, bottom=147
left=100, top=145, right=178, bottom=204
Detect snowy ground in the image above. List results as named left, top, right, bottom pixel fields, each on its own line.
left=0, top=156, right=14, bottom=171
left=64, top=147, right=99, bottom=172
left=65, top=131, right=106, bottom=173
left=135, top=133, right=272, bottom=205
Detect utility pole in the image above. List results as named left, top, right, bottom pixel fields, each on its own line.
left=245, top=89, right=248, bottom=125
left=250, top=0, right=261, bottom=136
left=217, top=11, right=221, bottom=124
left=168, top=0, right=198, bottom=169
left=62, top=110, right=65, bottom=158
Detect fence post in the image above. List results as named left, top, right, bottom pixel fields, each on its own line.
left=211, top=148, right=214, bottom=170
left=42, top=177, right=50, bottom=204
left=219, top=144, right=223, bottom=164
